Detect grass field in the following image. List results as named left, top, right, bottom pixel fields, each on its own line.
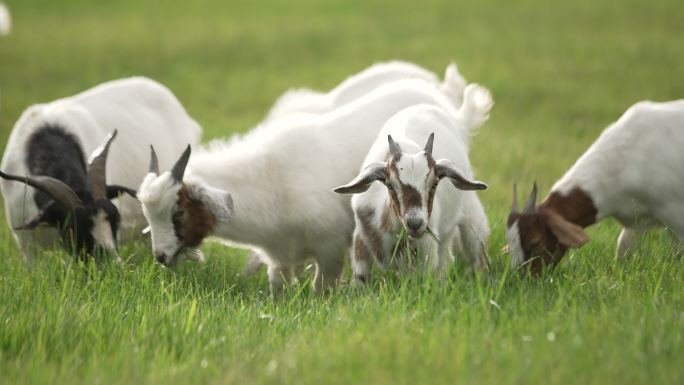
left=1, top=1, right=684, bottom=384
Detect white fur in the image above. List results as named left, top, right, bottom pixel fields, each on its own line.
left=548, top=99, right=684, bottom=258
left=505, top=221, right=524, bottom=268
left=264, top=61, right=466, bottom=122
left=0, top=2, right=10, bottom=36
left=347, top=89, right=492, bottom=281
left=1, top=77, right=202, bottom=259
left=138, top=74, right=469, bottom=294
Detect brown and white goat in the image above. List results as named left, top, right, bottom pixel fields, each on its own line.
left=506, top=100, right=684, bottom=274
left=334, top=95, right=492, bottom=284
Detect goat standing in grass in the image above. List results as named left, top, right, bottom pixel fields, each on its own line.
left=506, top=100, right=684, bottom=274
left=0, top=77, right=201, bottom=261
left=138, top=73, right=480, bottom=295
left=334, top=92, right=492, bottom=283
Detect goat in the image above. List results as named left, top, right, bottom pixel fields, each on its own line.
left=265, top=61, right=466, bottom=122
left=242, top=61, right=467, bottom=276
left=0, top=2, right=10, bottom=36
left=506, top=100, right=684, bottom=274
left=334, top=95, right=492, bottom=283
left=138, top=74, right=478, bottom=296
left=1, top=77, right=201, bottom=260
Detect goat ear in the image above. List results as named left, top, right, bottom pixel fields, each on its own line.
left=13, top=204, right=58, bottom=230
left=434, top=159, right=487, bottom=191
left=545, top=211, right=589, bottom=248
left=107, top=185, right=137, bottom=200
left=14, top=212, right=48, bottom=230
left=333, top=162, right=387, bottom=194
left=187, top=184, right=234, bottom=222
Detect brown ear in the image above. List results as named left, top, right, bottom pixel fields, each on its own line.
left=545, top=211, right=588, bottom=248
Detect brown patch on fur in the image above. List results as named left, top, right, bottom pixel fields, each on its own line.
left=352, top=235, right=372, bottom=283
left=541, top=188, right=597, bottom=228
left=356, top=206, right=388, bottom=263
left=380, top=203, right=395, bottom=232
left=508, top=188, right=597, bottom=274
left=400, top=183, right=422, bottom=210
left=173, top=185, right=216, bottom=248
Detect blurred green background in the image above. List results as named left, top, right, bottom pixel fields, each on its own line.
left=1, top=1, right=683, bottom=384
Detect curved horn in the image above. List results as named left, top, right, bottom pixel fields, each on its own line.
left=388, top=135, right=401, bottom=157
left=424, top=133, right=435, bottom=156
left=171, top=145, right=191, bottom=182
left=511, top=183, right=519, bottom=214
left=523, top=182, right=538, bottom=214
left=149, top=145, right=159, bottom=175
left=0, top=171, right=83, bottom=209
left=87, top=130, right=118, bottom=200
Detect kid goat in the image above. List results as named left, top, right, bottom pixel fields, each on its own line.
left=334, top=96, right=492, bottom=283
left=1, top=77, right=201, bottom=260
left=506, top=100, right=684, bottom=274
left=138, top=74, right=482, bottom=295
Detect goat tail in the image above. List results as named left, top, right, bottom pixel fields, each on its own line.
left=264, top=88, right=326, bottom=122
left=459, top=83, right=493, bottom=132
left=439, top=63, right=468, bottom=109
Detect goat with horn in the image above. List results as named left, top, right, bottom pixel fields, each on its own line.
left=1, top=77, right=201, bottom=261
left=506, top=99, right=684, bottom=274
left=137, top=70, right=488, bottom=296
left=334, top=98, right=492, bottom=284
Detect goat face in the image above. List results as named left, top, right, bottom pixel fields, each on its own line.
left=138, top=145, right=233, bottom=267
left=505, top=183, right=588, bottom=274
left=0, top=130, right=134, bottom=259
left=335, top=133, right=487, bottom=238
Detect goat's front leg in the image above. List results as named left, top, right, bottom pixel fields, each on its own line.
left=349, top=233, right=373, bottom=285
left=427, top=240, right=448, bottom=279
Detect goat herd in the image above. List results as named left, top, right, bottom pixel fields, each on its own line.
left=1, top=61, right=682, bottom=295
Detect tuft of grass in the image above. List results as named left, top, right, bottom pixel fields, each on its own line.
left=1, top=1, right=684, bottom=384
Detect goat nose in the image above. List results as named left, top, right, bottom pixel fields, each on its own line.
left=155, top=253, right=166, bottom=264
left=406, top=217, right=424, bottom=231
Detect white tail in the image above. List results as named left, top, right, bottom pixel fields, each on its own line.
left=439, top=63, right=468, bottom=108
left=459, top=83, right=493, bottom=132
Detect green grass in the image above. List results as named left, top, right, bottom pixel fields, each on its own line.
left=1, top=0, right=684, bottom=384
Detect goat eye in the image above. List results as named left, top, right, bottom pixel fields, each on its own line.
left=386, top=184, right=394, bottom=191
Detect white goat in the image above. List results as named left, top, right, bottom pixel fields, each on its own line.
left=334, top=95, right=492, bottom=283
left=138, top=73, right=480, bottom=295
left=265, top=61, right=466, bottom=121
left=1, top=77, right=201, bottom=260
left=0, top=2, right=10, bottom=36
left=506, top=100, right=684, bottom=274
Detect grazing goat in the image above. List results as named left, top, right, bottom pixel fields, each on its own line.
left=0, top=2, right=10, bottom=36
left=334, top=95, right=492, bottom=283
left=265, top=61, right=466, bottom=122
left=506, top=100, right=684, bottom=274
left=1, top=77, right=201, bottom=260
left=138, top=74, right=478, bottom=295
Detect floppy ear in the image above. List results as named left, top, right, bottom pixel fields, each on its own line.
left=434, top=159, right=488, bottom=191
left=187, top=184, right=234, bottom=222
left=545, top=211, right=589, bottom=248
left=333, top=162, right=387, bottom=194
left=14, top=211, right=49, bottom=230
left=107, top=185, right=137, bottom=200
left=13, top=203, right=60, bottom=230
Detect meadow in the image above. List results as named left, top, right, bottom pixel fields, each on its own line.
left=1, top=0, right=683, bottom=384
